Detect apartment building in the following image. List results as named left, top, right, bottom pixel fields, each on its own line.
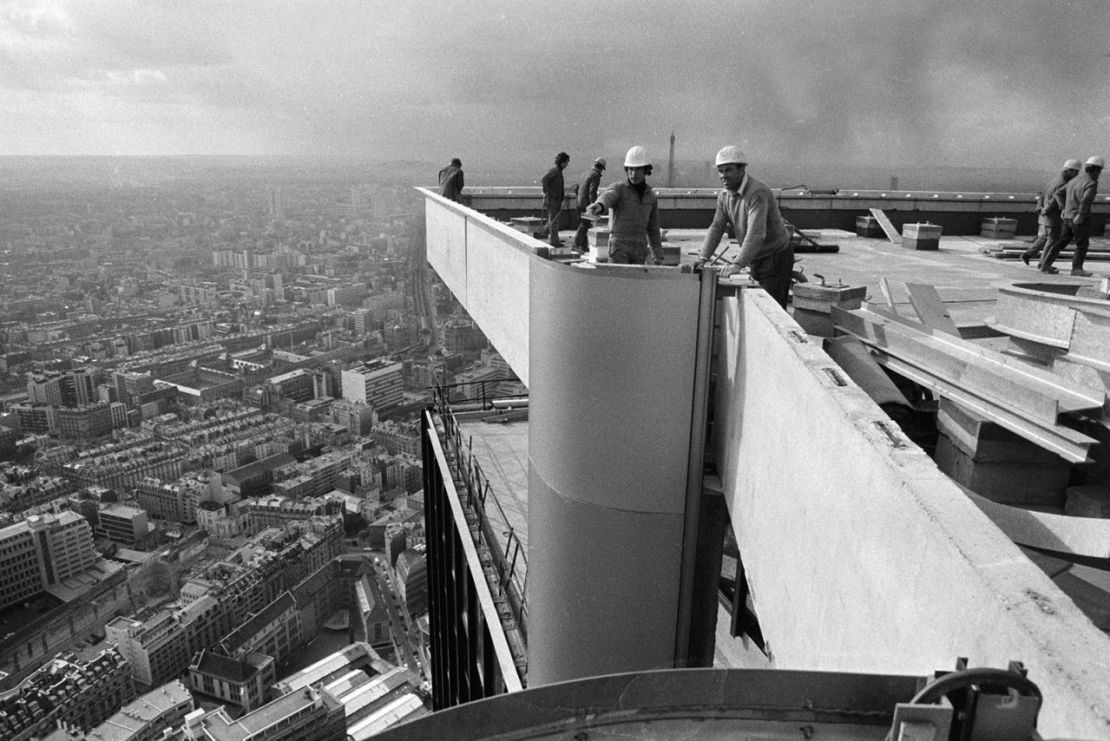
left=0, top=648, right=136, bottom=739
left=0, top=511, right=96, bottom=610
left=340, top=360, right=403, bottom=412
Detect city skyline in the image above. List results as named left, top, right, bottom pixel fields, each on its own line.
left=2, top=1, right=1110, bottom=170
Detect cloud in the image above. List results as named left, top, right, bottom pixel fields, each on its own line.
left=1, top=0, right=1109, bottom=164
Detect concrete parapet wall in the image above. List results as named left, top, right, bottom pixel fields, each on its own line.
left=712, top=289, right=1110, bottom=738
left=424, top=189, right=532, bottom=385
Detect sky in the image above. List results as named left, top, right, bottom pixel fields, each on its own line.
left=2, top=0, right=1110, bottom=172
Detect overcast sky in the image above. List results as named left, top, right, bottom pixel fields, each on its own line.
left=3, top=0, right=1109, bottom=171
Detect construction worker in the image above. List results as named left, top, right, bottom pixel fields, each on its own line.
left=438, top=158, right=464, bottom=202
left=584, top=146, right=664, bottom=265
left=573, top=157, right=606, bottom=251
left=540, top=151, right=570, bottom=247
left=693, top=146, right=792, bottom=308
left=1023, top=158, right=1081, bottom=266
left=1040, top=155, right=1104, bottom=276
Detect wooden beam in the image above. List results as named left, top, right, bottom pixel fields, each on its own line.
left=905, top=282, right=961, bottom=337
left=869, top=208, right=901, bottom=244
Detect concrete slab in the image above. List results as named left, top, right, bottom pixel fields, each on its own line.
left=455, top=417, right=530, bottom=560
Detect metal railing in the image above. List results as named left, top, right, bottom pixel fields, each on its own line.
left=435, top=376, right=527, bottom=411
left=430, top=386, right=528, bottom=644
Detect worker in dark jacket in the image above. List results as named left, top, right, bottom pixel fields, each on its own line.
left=1023, top=158, right=1080, bottom=266
left=1040, top=155, right=1104, bottom=276
left=693, top=146, right=792, bottom=308
left=438, top=158, right=464, bottom=202
left=573, top=157, right=606, bottom=251
left=540, top=151, right=570, bottom=247
left=584, top=146, right=664, bottom=265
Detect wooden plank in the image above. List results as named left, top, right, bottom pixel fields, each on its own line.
left=905, top=283, right=961, bottom=337
left=869, top=208, right=901, bottom=244
left=877, top=276, right=898, bottom=312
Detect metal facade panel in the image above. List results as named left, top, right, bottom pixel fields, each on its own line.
left=528, top=261, right=702, bottom=514
left=525, top=472, right=684, bottom=686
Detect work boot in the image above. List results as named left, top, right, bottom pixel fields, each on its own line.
left=1041, top=266, right=1058, bottom=274
left=1020, top=252, right=1030, bottom=266
left=1071, top=268, right=1093, bottom=277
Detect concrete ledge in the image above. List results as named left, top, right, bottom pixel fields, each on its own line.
left=712, top=289, right=1110, bottom=738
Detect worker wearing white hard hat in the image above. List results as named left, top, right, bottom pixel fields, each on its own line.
left=1022, top=158, right=1083, bottom=266
left=1040, top=156, right=1104, bottom=276
left=693, top=146, right=792, bottom=308
left=583, top=146, right=664, bottom=264
left=573, top=157, right=607, bottom=252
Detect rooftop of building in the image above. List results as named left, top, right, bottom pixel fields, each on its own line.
left=273, top=642, right=386, bottom=695
left=83, top=679, right=192, bottom=741
left=199, top=685, right=342, bottom=741
left=191, top=649, right=269, bottom=683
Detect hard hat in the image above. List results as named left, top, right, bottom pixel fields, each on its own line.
left=1086, top=156, right=1105, bottom=168
left=595, top=157, right=606, bottom=169
left=715, top=145, right=748, bottom=167
left=623, top=146, right=650, bottom=168
left=1063, top=158, right=1082, bottom=170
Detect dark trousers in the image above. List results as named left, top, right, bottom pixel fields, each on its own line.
left=540, top=203, right=562, bottom=246
left=1027, top=217, right=1061, bottom=264
left=750, top=246, right=795, bottom=309
left=1041, top=220, right=1090, bottom=271
left=573, top=209, right=591, bottom=250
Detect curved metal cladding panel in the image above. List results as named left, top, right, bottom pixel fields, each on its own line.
left=527, top=261, right=704, bottom=685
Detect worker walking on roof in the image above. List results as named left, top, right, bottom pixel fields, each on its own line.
left=1023, top=158, right=1081, bottom=267
left=1040, top=155, right=1104, bottom=276
left=438, top=158, right=465, bottom=202
left=573, top=157, right=606, bottom=252
left=584, top=146, right=665, bottom=265
left=693, top=146, right=792, bottom=308
left=539, top=151, right=571, bottom=247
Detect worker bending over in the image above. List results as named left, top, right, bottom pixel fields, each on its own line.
left=585, top=146, right=664, bottom=265
left=693, top=147, right=792, bottom=308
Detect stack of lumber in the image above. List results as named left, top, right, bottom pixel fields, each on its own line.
left=980, top=239, right=1110, bottom=260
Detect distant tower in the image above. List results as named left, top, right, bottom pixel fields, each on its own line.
left=268, top=187, right=283, bottom=219
left=667, top=131, right=676, bottom=188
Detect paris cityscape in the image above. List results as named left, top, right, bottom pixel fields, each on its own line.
left=0, top=156, right=514, bottom=739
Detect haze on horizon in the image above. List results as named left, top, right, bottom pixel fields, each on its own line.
left=2, top=0, right=1109, bottom=174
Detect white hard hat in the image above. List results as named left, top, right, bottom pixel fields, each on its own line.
left=715, top=145, right=748, bottom=167
left=623, top=146, right=650, bottom=168
left=1086, top=156, right=1105, bottom=168
left=1063, top=158, right=1082, bottom=170
left=595, top=157, right=607, bottom=169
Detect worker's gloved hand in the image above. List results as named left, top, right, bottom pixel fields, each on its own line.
left=719, top=262, right=740, bottom=279
left=691, top=257, right=706, bottom=272
left=585, top=203, right=602, bottom=217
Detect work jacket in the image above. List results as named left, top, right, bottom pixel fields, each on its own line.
left=576, top=167, right=603, bottom=210
left=438, top=166, right=464, bottom=202
left=541, top=166, right=565, bottom=207
left=699, top=174, right=789, bottom=269
left=1060, top=171, right=1099, bottom=224
left=1038, top=172, right=1069, bottom=223
left=593, top=180, right=664, bottom=259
